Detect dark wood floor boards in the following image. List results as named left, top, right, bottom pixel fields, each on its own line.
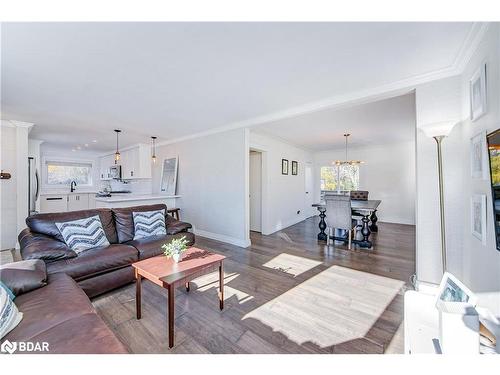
left=92, top=217, right=415, bottom=354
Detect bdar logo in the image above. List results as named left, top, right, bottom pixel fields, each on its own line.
left=1, top=340, right=17, bottom=354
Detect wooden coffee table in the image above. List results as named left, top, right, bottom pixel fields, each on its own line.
left=132, top=247, right=226, bottom=348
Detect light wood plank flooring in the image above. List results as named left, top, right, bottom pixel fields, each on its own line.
left=93, top=218, right=415, bottom=354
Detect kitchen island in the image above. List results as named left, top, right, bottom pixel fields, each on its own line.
left=94, top=194, right=181, bottom=209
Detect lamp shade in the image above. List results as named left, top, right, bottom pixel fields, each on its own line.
left=419, top=120, right=459, bottom=138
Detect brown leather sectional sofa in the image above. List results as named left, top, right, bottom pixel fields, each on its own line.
left=1, top=204, right=195, bottom=354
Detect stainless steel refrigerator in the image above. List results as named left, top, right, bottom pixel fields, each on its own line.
left=28, top=156, right=40, bottom=216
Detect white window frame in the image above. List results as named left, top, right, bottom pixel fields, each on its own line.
left=320, top=164, right=360, bottom=192
left=42, top=157, right=94, bottom=189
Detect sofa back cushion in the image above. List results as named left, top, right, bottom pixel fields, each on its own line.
left=26, top=209, right=118, bottom=244
left=113, top=204, right=167, bottom=243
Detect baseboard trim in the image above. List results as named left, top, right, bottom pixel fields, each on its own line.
left=265, top=214, right=309, bottom=235
left=193, top=229, right=251, bottom=248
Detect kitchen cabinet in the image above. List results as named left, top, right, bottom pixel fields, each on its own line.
left=40, top=194, right=68, bottom=213
left=67, top=194, right=89, bottom=211
left=100, top=144, right=151, bottom=180
left=40, top=193, right=94, bottom=213
left=99, top=154, right=115, bottom=180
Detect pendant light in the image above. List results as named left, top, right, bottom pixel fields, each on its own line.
left=151, top=136, right=157, bottom=164
left=332, top=133, right=363, bottom=193
left=333, top=134, right=363, bottom=166
left=114, top=129, right=121, bottom=164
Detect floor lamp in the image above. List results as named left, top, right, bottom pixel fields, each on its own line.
left=420, top=121, right=458, bottom=274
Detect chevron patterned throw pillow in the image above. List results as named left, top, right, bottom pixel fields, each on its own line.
left=133, top=209, right=167, bottom=240
left=55, top=215, right=110, bottom=254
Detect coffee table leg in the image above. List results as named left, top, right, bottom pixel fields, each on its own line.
left=168, top=285, right=174, bottom=348
left=135, top=271, right=142, bottom=320
left=185, top=282, right=190, bottom=292
left=219, top=261, right=224, bottom=310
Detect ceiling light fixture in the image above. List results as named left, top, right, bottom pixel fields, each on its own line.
left=332, top=133, right=364, bottom=194
left=114, top=129, right=121, bottom=164
left=151, top=136, right=157, bottom=164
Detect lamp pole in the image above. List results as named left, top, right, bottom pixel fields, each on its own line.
left=434, top=135, right=447, bottom=273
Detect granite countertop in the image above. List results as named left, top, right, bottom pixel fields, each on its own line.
left=94, top=194, right=181, bottom=203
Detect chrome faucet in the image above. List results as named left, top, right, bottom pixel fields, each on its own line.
left=70, top=180, right=77, bottom=192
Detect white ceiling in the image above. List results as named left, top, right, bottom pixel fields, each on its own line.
left=1, top=22, right=474, bottom=149
left=254, top=92, right=416, bottom=151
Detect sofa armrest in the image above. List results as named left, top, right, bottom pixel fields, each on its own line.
left=18, top=228, right=77, bottom=263
left=0, top=259, right=47, bottom=296
left=165, top=215, right=192, bottom=235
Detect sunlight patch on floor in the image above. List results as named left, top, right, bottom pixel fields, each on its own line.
left=192, top=272, right=254, bottom=304
left=243, top=265, right=405, bottom=348
left=262, top=253, right=322, bottom=277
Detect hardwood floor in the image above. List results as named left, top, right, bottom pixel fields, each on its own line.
left=93, top=218, right=415, bottom=354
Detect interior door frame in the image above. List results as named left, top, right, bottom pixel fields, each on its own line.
left=249, top=150, right=263, bottom=232
left=247, top=144, right=269, bottom=238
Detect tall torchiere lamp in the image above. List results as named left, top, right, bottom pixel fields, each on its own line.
left=420, top=121, right=458, bottom=274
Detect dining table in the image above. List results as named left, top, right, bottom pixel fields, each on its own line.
left=312, top=199, right=381, bottom=248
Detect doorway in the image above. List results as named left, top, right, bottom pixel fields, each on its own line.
left=305, top=163, right=314, bottom=217
left=249, top=150, right=262, bottom=232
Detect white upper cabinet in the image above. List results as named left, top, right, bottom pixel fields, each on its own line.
left=99, top=144, right=151, bottom=181
left=99, top=154, right=114, bottom=180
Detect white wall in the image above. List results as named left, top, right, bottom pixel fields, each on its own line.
left=249, top=131, right=314, bottom=235
left=415, top=24, right=500, bottom=313
left=152, top=128, right=249, bottom=247
left=314, top=140, right=416, bottom=225
left=40, top=144, right=101, bottom=193
left=0, top=120, right=33, bottom=250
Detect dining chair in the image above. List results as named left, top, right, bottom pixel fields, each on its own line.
left=350, top=190, right=369, bottom=201
left=324, top=194, right=358, bottom=249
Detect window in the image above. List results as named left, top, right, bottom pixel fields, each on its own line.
left=45, top=160, right=93, bottom=186
left=320, top=165, right=359, bottom=191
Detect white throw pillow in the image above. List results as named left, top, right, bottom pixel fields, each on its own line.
left=133, top=209, right=167, bottom=240
left=0, top=285, right=23, bottom=339
left=55, top=215, right=110, bottom=254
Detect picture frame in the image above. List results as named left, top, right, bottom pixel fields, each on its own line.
left=281, top=159, right=289, bottom=175
left=435, top=272, right=478, bottom=309
left=471, top=194, right=487, bottom=245
left=291, top=161, right=298, bottom=175
left=470, top=63, right=487, bottom=121
left=470, top=130, right=488, bottom=179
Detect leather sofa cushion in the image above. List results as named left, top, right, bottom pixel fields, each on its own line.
left=5, top=272, right=95, bottom=342
left=165, top=215, right=193, bottom=234
left=27, top=313, right=128, bottom=354
left=127, top=232, right=195, bottom=259
left=78, top=266, right=135, bottom=299
left=26, top=209, right=118, bottom=244
left=19, top=228, right=77, bottom=263
left=46, top=244, right=138, bottom=281
left=113, top=204, right=167, bottom=243
left=0, top=259, right=47, bottom=296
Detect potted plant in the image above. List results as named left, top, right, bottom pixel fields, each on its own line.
left=162, top=236, right=189, bottom=263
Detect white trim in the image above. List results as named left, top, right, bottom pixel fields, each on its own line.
left=194, top=228, right=251, bottom=248
left=0, top=119, right=34, bottom=129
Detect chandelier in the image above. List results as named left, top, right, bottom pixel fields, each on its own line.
left=333, top=133, right=363, bottom=166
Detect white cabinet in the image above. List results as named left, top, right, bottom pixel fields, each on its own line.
left=100, top=144, right=151, bottom=180
left=40, top=194, right=68, bottom=213
left=40, top=193, right=94, bottom=213
left=67, top=194, right=89, bottom=211
left=99, top=154, right=115, bottom=180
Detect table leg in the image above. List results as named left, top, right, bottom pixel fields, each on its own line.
left=168, top=285, right=175, bottom=348
left=369, top=210, right=379, bottom=232
left=135, top=271, right=142, bottom=320
left=219, top=261, right=224, bottom=310
left=185, top=282, right=190, bottom=292
left=360, top=214, right=373, bottom=248
left=317, top=207, right=327, bottom=241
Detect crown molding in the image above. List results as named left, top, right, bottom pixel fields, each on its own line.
left=0, top=119, right=35, bottom=129
left=451, top=22, right=490, bottom=74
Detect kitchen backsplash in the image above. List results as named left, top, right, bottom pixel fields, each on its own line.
left=100, top=179, right=153, bottom=194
